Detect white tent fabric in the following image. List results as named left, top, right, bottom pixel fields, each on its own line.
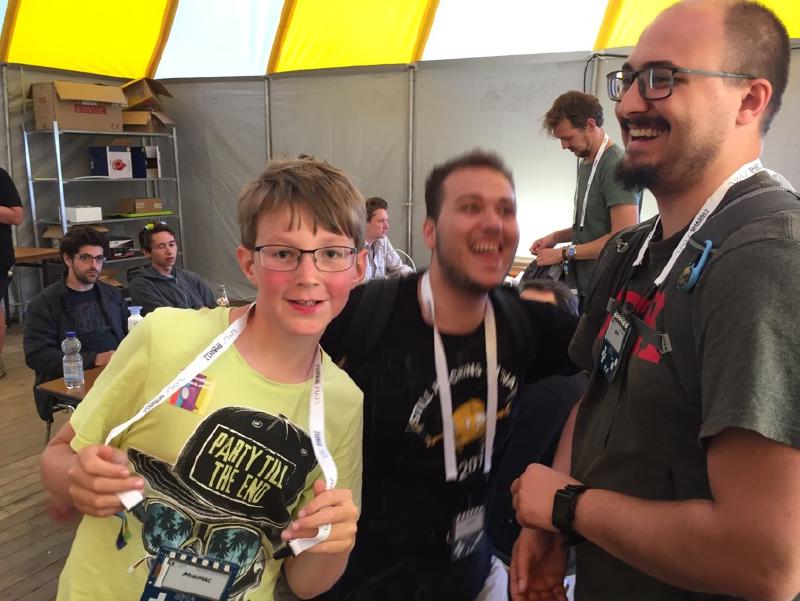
left=156, top=0, right=283, bottom=78
left=423, top=0, right=608, bottom=61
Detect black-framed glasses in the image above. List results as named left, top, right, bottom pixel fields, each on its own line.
left=607, top=66, right=757, bottom=102
left=253, top=244, right=357, bottom=272
left=75, top=253, right=106, bottom=265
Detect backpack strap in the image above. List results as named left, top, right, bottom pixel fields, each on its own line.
left=659, top=185, right=800, bottom=398
left=339, top=278, right=401, bottom=361
left=490, top=286, right=533, bottom=355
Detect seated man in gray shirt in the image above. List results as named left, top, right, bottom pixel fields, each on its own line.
left=127, top=222, right=216, bottom=315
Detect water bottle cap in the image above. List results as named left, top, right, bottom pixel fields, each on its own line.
left=129, top=306, right=143, bottom=316
left=66, top=331, right=76, bottom=338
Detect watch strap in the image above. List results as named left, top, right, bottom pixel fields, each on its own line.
left=552, top=483, right=589, bottom=544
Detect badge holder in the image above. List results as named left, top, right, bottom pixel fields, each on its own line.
left=450, top=505, right=486, bottom=562
left=676, top=240, right=713, bottom=292
left=139, top=547, right=239, bottom=601
left=599, top=305, right=634, bottom=383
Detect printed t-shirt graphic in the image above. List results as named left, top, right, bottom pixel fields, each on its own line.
left=129, top=406, right=317, bottom=599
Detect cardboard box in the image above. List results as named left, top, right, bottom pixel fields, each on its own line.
left=145, top=146, right=161, bottom=178
left=122, top=78, right=171, bottom=111
left=66, top=206, right=103, bottom=223
left=114, top=198, right=164, bottom=214
left=43, top=224, right=108, bottom=247
left=122, top=110, right=175, bottom=133
left=29, top=81, right=127, bottom=132
left=89, top=146, right=132, bottom=178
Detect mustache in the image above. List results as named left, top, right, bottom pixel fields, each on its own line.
left=620, top=116, right=670, bottom=131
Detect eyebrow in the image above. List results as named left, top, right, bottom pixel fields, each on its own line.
left=621, top=60, right=680, bottom=71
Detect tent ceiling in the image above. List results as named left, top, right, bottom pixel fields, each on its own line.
left=0, top=0, right=798, bottom=79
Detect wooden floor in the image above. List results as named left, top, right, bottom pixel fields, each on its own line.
left=1, top=325, right=75, bottom=601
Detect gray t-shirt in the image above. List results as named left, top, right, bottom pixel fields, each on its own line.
left=571, top=144, right=641, bottom=295
left=568, top=179, right=800, bottom=600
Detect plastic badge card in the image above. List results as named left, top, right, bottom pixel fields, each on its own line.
left=140, top=547, right=239, bottom=601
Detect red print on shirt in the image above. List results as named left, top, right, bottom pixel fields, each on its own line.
left=598, top=288, right=667, bottom=365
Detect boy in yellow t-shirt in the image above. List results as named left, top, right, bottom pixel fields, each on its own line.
left=41, top=158, right=367, bottom=601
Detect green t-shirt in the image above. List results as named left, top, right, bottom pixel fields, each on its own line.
left=59, top=307, right=363, bottom=601
left=571, top=144, right=641, bottom=295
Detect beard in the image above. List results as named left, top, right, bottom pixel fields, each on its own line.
left=615, top=122, right=725, bottom=196
left=74, top=270, right=99, bottom=285
left=434, top=236, right=506, bottom=296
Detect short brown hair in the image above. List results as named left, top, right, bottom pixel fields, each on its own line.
left=424, top=150, right=515, bottom=220
left=543, top=91, right=604, bottom=135
left=238, top=158, right=366, bottom=250
left=366, top=197, right=388, bottom=222
left=722, top=1, right=790, bottom=134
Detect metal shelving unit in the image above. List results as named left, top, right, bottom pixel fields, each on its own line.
left=22, top=122, right=185, bottom=271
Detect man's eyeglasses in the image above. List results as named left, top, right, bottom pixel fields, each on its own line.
left=607, top=66, right=757, bottom=102
left=75, top=253, right=106, bottom=265
left=142, top=221, right=168, bottom=232
left=254, top=245, right=357, bottom=272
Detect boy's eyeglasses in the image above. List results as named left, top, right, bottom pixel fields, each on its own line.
left=75, top=253, right=106, bottom=265
left=606, top=66, right=756, bottom=102
left=254, top=245, right=357, bottom=272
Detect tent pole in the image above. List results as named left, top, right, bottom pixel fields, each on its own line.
left=264, top=77, right=272, bottom=162
left=406, top=65, right=416, bottom=258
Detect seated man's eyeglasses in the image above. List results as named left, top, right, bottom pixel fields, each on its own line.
left=254, top=245, right=357, bottom=272
left=75, top=253, right=106, bottom=265
left=607, top=66, right=757, bottom=102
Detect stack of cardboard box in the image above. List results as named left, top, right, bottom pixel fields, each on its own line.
left=121, top=78, right=175, bottom=133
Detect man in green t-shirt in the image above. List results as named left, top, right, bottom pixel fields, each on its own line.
left=531, top=91, right=641, bottom=306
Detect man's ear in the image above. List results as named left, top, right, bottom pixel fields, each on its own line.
left=236, top=245, right=258, bottom=286
left=737, top=78, right=772, bottom=127
left=422, top=217, right=436, bottom=251
left=585, top=117, right=597, bottom=132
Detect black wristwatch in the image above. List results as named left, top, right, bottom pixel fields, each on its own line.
left=552, top=483, right=589, bottom=544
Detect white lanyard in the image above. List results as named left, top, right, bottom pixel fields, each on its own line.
left=106, top=305, right=335, bottom=555
left=575, top=133, right=610, bottom=230
left=420, top=272, right=498, bottom=482
left=632, top=159, right=764, bottom=288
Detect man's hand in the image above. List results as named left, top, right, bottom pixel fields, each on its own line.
left=68, top=445, right=144, bottom=517
left=534, top=248, right=564, bottom=268
left=512, top=463, right=581, bottom=531
left=530, top=233, right=556, bottom=255
left=281, top=480, right=359, bottom=554
left=511, top=527, right=568, bottom=601
left=94, top=350, right=115, bottom=366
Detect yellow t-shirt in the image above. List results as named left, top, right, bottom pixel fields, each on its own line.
left=59, top=307, right=363, bottom=601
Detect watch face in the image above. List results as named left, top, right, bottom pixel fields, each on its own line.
left=552, top=489, right=573, bottom=529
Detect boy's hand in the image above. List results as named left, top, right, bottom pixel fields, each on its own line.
left=281, top=480, right=358, bottom=554
left=67, top=445, right=144, bottom=517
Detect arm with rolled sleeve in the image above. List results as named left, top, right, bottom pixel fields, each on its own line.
left=382, top=238, right=414, bottom=279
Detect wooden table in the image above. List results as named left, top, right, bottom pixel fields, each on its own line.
left=36, top=366, right=104, bottom=403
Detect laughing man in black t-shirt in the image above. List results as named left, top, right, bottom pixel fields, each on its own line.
left=317, top=151, right=578, bottom=601
left=24, top=226, right=127, bottom=421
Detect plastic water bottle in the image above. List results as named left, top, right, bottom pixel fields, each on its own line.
left=61, top=332, right=84, bottom=389
left=216, top=284, right=230, bottom=307
left=128, top=306, right=143, bottom=330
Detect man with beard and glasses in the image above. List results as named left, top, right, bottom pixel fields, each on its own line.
left=509, top=2, right=800, bottom=601
left=315, top=150, right=579, bottom=601
left=24, top=225, right=128, bottom=422
left=530, top=91, right=641, bottom=308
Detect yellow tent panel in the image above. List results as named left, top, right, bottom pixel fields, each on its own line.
left=596, top=0, right=800, bottom=51
left=2, top=0, right=171, bottom=78
left=270, top=0, right=436, bottom=74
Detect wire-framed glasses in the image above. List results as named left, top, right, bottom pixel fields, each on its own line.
left=607, top=66, right=756, bottom=102
left=254, top=245, right=357, bottom=272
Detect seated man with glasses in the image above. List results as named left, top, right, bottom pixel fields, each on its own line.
left=24, top=225, right=128, bottom=421
left=128, top=221, right=216, bottom=315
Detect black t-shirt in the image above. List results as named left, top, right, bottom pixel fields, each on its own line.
left=0, top=167, right=23, bottom=273
left=64, top=287, right=118, bottom=354
left=320, top=273, right=577, bottom=600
